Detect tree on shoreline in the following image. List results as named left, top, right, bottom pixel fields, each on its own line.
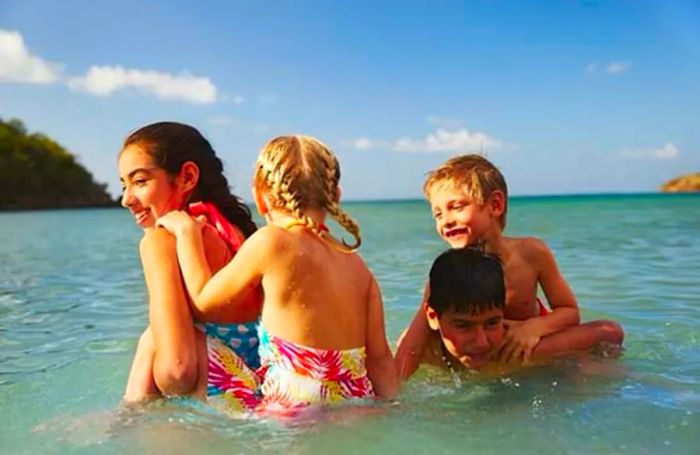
left=0, top=117, right=116, bottom=210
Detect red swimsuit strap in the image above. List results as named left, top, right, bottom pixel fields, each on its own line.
left=187, top=201, right=246, bottom=253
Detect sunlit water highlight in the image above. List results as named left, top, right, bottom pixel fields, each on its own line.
left=1, top=194, right=698, bottom=454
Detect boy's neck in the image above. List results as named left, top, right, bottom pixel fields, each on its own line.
left=482, top=226, right=506, bottom=256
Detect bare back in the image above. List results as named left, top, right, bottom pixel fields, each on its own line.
left=260, top=226, right=372, bottom=350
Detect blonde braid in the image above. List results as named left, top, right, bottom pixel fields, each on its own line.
left=255, top=135, right=360, bottom=248
left=279, top=177, right=324, bottom=237
left=314, top=139, right=362, bottom=250
left=327, top=202, right=361, bottom=250
left=260, top=146, right=325, bottom=238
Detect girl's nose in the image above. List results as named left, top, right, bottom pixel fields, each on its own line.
left=121, top=187, right=133, bottom=208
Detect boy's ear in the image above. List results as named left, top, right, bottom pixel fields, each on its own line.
left=425, top=304, right=441, bottom=331
left=488, top=190, right=506, bottom=218
left=178, top=161, right=200, bottom=195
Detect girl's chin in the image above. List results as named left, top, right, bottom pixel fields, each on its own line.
left=136, top=215, right=155, bottom=228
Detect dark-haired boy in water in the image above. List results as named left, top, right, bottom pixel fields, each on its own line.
left=417, top=247, right=622, bottom=374
left=397, top=155, right=623, bottom=377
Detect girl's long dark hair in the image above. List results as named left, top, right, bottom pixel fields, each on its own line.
left=123, top=121, right=257, bottom=238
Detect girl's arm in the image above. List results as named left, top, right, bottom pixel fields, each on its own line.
left=365, top=275, right=399, bottom=399
left=196, top=226, right=262, bottom=324
left=158, top=211, right=268, bottom=320
left=394, top=283, right=432, bottom=380
left=139, top=229, right=198, bottom=395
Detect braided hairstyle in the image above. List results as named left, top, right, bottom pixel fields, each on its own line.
left=121, top=121, right=257, bottom=238
left=254, top=135, right=361, bottom=250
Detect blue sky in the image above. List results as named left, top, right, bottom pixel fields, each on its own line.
left=1, top=0, right=698, bottom=200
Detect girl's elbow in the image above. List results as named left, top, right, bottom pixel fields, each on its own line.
left=153, top=357, right=198, bottom=396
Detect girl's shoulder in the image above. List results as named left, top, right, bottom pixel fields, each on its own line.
left=238, top=224, right=292, bottom=256
left=139, top=227, right=176, bottom=256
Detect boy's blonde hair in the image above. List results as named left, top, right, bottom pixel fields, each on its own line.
left=254, top=135, right=361, bottom=249
left=423, top=154, right=509, bottom=229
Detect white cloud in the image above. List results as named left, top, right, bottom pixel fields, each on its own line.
left=0, top=29, right=61, bottom=84
left=620, top=142, right=679, bottom=160
left=68, top=65, right=217, bottom=104
left=346, top=138, right=375, bottom=151
left=346, top=126, right=504, bottom=154
left=586, top=60, right=631, bottom=76
left=394, top=128, right=501, bottom=153
left=606, top=61, right=631, bottom=75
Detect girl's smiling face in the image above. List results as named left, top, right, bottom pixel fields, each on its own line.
left=118, top=145, right=185, bottom=228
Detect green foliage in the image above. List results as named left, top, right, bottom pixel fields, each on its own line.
left=0, top=117, right=116, bottom=209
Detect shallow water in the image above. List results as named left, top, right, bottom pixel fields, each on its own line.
left=1, top=194, right=699, bottom=454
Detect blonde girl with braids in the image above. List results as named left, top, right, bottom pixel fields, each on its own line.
left=158, top=135, right=399, bottom=410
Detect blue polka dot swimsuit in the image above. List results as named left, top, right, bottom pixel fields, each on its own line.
left=203, top=321, right=260, bottom=369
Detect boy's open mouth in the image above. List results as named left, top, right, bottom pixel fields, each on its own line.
left=445, top=228, right=468, bottom=238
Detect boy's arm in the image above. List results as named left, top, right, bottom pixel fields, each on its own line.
left=499, top=238, right=580, bottom=363
left=531, top=320, right=624, bottom=361
left=532, top=237, right=580, bottom=334
left=394, top=283, right=431, bottom=380
left=365, top=275, right=399, bottom=399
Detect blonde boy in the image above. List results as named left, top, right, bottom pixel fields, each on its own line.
left=396, top=154, right=623, bottom=378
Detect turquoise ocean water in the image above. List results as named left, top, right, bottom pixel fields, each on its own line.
left=1, top=194, right=699, bottom=454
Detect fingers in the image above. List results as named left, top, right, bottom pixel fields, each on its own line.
left=522, top=344, right=534, bottom=365
left=506, top=344, right=523, bottom=364
left=155, top=210, right=193, bottom=234
left=498, top=340, right=522, bottom=365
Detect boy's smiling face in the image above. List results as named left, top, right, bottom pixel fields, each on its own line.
left=426, top=306, right=505, bottom=370
left=428, top=185, right=496, bottom=248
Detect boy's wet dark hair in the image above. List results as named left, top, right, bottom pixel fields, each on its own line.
left=428, top=247, right=506, bottom=316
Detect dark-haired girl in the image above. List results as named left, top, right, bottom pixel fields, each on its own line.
left=119, top=122, right=261, bottom=405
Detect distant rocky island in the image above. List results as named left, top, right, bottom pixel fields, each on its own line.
left=0, top=118, right=116, bottom=210
left=661, top=173, right=700, bottom=193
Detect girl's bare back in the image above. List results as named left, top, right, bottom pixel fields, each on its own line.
left=259, top=225, right=371, bottom=350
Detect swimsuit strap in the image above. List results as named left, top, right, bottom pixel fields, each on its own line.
left=281, top=218, right=354, bottom=254
left=282, top=218, right=330, bottom=233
